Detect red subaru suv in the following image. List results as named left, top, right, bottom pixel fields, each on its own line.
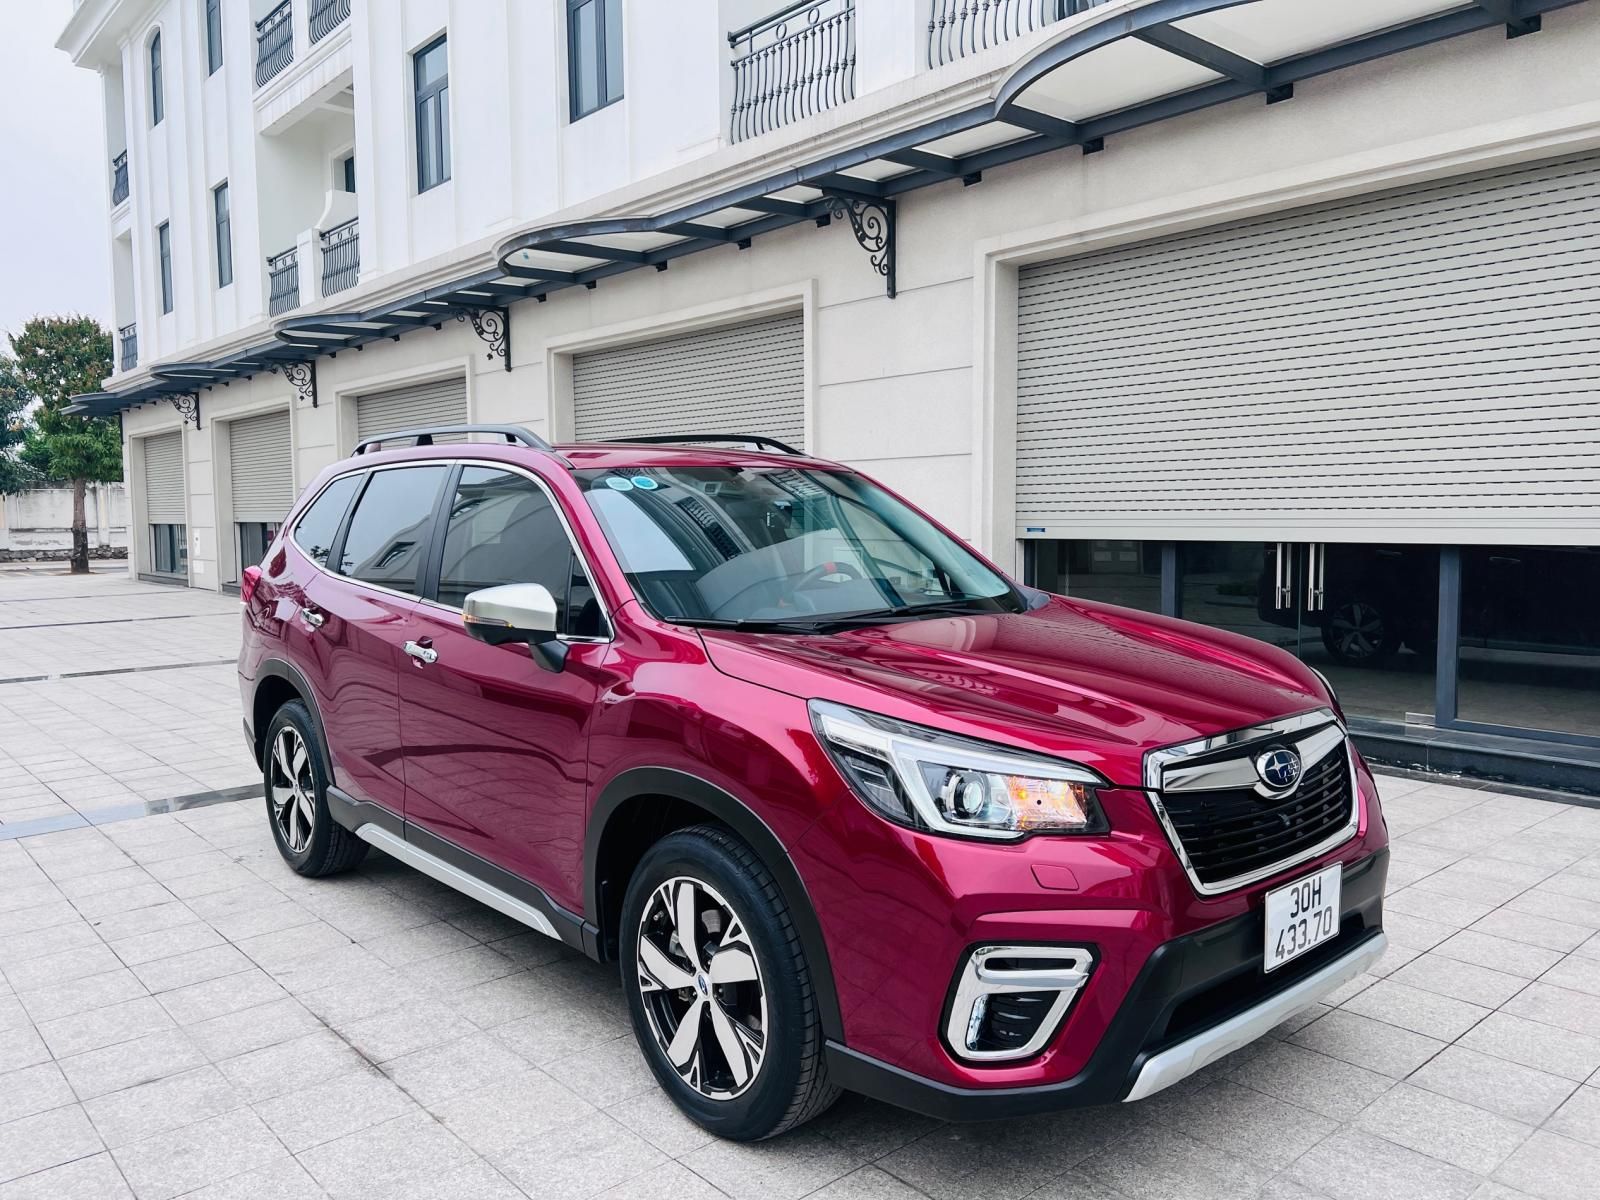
left=239, top=424, right=1388, bottom=1140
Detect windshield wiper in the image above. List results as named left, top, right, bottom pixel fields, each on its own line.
left=675, top=596, right=1020, bottom=636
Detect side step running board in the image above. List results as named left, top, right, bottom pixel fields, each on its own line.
left=353, top=823, right=560, bottom=941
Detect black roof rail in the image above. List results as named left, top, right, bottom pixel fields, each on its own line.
left=610, top=433, right=804, bottom=456
left=353, top=424, right=555, bottom=456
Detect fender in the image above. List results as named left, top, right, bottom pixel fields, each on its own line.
left=585, top=766, right=844, bottom=1044
left=250, top=657, right=332, bottom=774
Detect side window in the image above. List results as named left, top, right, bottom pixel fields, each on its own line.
left=338, top=466, right=448, bottom=592
left=292, top=474, right=362, bottom=568
left=436, top=467, right=601, bottom=636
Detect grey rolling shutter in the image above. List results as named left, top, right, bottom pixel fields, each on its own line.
left=1014, top=152, right=1600, bottom=542
left=142, top=432, right=185, bottom=524
left=573, top=312, right=805, bottom=448
left=229, top=409, right=292, bottom=523
left=355, top=376, right=468, bottom=444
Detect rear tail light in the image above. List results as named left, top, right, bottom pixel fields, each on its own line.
left=945, top=945, right=1094, bottom=1062
left=241, top=566, right=262, bottom=605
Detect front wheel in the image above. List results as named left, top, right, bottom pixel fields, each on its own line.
left=620, top=825, right=839, bottom=1140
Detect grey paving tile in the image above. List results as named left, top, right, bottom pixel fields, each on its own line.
left=1003, top=1169, right=1130, bottom=1200
left=543, top=1030, right=659, bottom=1107
left=170, top=1157, right=328, bottom=1200
left=1501, top=982, right=1600, bottom=1038
left=491, top=997, right=630, bottom=1066
left=1287, top=1128, right=1479, bottom=1200
left=402, top=944, right=523, bottom=995
left=3, top=944, right=122, bottom=992
left=1492, top=1130, right=1600, bottom=1200
left=255, top=1067, right=419, bottom=1153
left=684, top=1126, right=870, bottom=1200
left=185, top=997, right=323, bottom=1062
left=1388, top=953, right=1530, bottom=1008
left=1458, top=1013, right=1600, bottom=1083
left=362, top=920, right=478, bottom=968
left=1431, top=929, right=1564, bottom=980
left=0, top=900, right=79, bottom=939
left=1355, top=1082, right=1532, bottom=1174
left=1408, top=1045, right=1578, bottom=1125
left=379, top=1031, right=534, bottom=1107
left=110, top=1108, right=285, bottom=1200
left=0, top=1152, right=132, bottom=1200
left=593, top=1161, right=737, bottom=1200
left=131, top=944, right=253, bottom=994
left=155, top=967, right=286, bottom=1025
left=807, top=1095, right=941, bottom=1163
left=0, top=920, right=99, bottom=966
left=1135, top=1079, right=1336, bottom=1172
left=107, top=922, right=224, bottom=967
left=429, top=1069, right=593, bottom=1158
left=1540, top=954, right=1600, bottom=999
left=1384, top=910, right=1458, bottom=952
left=57, top=1028, right=209, bottom=1100
left=82, top=1064, right=243, bottom=1148
left=233, top=923, right=354, bottom=979
left=1470, top=910, right=1594, bottom=954
left=0, top=1104, right=104, bottom=1186
left=1341, top=977, right=1492, bottom=1041
left=1077, top=1122, right=1270, bottom=1200
left=215, top=1029, right=365, bottom=1104
left=1543, top=1085, right=1600, bottom=1149
left=17, top=969, right=145, bottom=1024
left=0, top=1062, right=76, bottom=1125
left=296, top=1110, right=484, bottom=1200
left=1387, top=885, right=1499, bottom=928
left=36, top=995, right=173, bottom=1059
left=602, top=1087, right=720, bottom=1158
left=495, top=1109, right=667, bottom=1199
left=1289, top=1010, right=1447, bottom=1079
left=1505, top=890, right=1600, bottom=932
left=336, top=997, right=477, bottom=1063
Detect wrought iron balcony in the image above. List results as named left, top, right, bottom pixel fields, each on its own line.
left=320, top=220, right=359, bottom=297
left=256, top=0, right=294, bottom=88
left=268, top=248, right=300, bottom=315
left=927, top=0, right=1108, bottom=68
left=729, top=0, right=855, bottom=144
left=110, top=151, right=129, bottom=206
left=118, top=323, right=137, bottom=372
left=309, top=0, right=350, bottom=44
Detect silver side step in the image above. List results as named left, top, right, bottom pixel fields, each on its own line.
left=354, top=823, right=559, bottom=941
left=1123, top=931, right=1388, bottom=1103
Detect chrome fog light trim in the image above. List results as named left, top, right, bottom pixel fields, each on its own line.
left=945, top=944, right=1094, bottom=1062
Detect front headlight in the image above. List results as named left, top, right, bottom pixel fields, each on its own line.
left=809, top=700, right=1108, bottom=840
left=1310, top=666, right=1345, bottom=719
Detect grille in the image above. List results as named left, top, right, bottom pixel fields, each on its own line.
left=1157, top=747, right=1353, bottom=889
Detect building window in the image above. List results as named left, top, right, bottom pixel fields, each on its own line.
left=339, top=153, right=356, bottom=193
left=236, top=521, right=279, bottom=576
left=205, top=0, right=223, bottom=74
left=413, top=37, right=450, bottom=192
left=157, top=222, right=174, bottom=314
left=568, top=0, right=622, bottom=120
left=151, top=523, right=187, bottom=575
left=213, top=182, right=232, bottom=288
left=150, top=32, right=164, bottom=125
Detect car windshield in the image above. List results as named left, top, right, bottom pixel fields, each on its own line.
left=576, top=465, right=1018, bottom=629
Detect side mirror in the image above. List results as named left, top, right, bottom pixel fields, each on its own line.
left=462, top=583, right=567, bottom=671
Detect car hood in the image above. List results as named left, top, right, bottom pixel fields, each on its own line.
left=697, top=595, right=1329, bottom=787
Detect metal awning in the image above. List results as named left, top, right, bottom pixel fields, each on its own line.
left=71, top=0, right=1581, bottom=420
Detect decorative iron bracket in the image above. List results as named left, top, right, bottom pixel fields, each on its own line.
left=458, top=307, right=511, bottom=371
left=278, top=360, right=318, bottom=408
left=167, top=393, right=200, bottom=429
left=823, top=193, right=895, bottom=298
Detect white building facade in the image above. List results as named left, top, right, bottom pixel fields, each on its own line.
left=60, top=0, right=1600, bottom=783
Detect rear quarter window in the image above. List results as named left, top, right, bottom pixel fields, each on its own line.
left=292, top=473, right=362, bottom=568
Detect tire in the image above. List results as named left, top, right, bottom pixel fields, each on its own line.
left=1320, top=597, right=1396, bottom=667
left=261, top=700, right=367, bottom=877
left=620, top=824, right=839, bottom=1140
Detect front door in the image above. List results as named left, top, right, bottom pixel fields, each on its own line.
left=397, top=464, right=615, bottom=908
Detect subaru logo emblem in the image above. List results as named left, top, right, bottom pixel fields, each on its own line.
left=1255, top=747, right=1302, bottom=791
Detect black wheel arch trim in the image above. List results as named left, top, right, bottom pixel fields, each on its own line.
left=584, top=766, right=845, bottom=1043
left=250, top=658, right=331, bottom=771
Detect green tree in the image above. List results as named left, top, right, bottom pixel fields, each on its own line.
left=0, top=359, right=36, bottom=495
left=1, top=316, right=122, bottom=574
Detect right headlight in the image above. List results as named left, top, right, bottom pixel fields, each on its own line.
left=809, top=700, right=1109, bottom=841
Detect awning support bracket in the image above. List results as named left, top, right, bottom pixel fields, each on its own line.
left=278, top=361, right=318, bottom=408
left=168, top=393, right=200, bottom=430
left=459, top=307, right=511, bottom=372
left=1473, top=0, right=1542, bottom=36
left=823, top=193, right=896, bottom=299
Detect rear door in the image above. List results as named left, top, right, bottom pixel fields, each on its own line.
left=397, top=462, right=615, bottom=904
left=291, top=463, right=449, bottom=817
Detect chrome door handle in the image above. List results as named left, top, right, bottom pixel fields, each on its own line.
left=300, top=607, right=325, bottom=629
left=1306, top=543, right=1326, bottom=613
left=404, top=640, right=437, bottom=666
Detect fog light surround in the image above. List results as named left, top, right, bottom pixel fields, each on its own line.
left=945, top=944, right=1095, bottom=1063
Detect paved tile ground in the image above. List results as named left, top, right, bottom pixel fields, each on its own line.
left=1, top=570, right=1599, bottom=1199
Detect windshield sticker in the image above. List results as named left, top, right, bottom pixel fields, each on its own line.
left=631, top=475, right=659, bottom=490
left=604, top=476, right=635, bottom=492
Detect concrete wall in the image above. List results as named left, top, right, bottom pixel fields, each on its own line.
left=0, top=485, right=131, bottom=561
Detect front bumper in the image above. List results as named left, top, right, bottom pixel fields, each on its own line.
left=824, top=847, right=1387, bottom=1121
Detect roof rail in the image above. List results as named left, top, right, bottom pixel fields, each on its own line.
left=611, top=433, right=804, bottom=456
left=353, top=424, right=555, bottom=456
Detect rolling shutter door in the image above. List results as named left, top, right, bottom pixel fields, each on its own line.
left=229, top=410, right=292, bottom=524
left=355, top=376, right=468, bottom=444
left=142, top=432, right=185, bottom=525
left=572, top=312, right=804, bottom=447
left=1015, top=153, right=1600, bottom=541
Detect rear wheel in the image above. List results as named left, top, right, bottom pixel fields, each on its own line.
left=262, top=700, right=367, bottom=877
left=621, top=825, right=838, bottom=1140
left=1321, top=597, right=1395, bottom=666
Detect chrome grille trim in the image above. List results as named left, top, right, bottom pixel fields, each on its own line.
left=1143, top=708, right=1360, bottom=897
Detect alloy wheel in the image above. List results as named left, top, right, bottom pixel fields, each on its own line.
left=268, top=726, right=316, bottom=854
left=1326, top=600, right=1385, bottom=661
left=635, top=876, right=767, bottom=1100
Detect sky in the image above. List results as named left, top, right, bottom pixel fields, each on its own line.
left=0, top=1, right=114, bottom=346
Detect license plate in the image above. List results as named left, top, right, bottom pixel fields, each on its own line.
left=1264, top=864, right=1342, bottom=972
